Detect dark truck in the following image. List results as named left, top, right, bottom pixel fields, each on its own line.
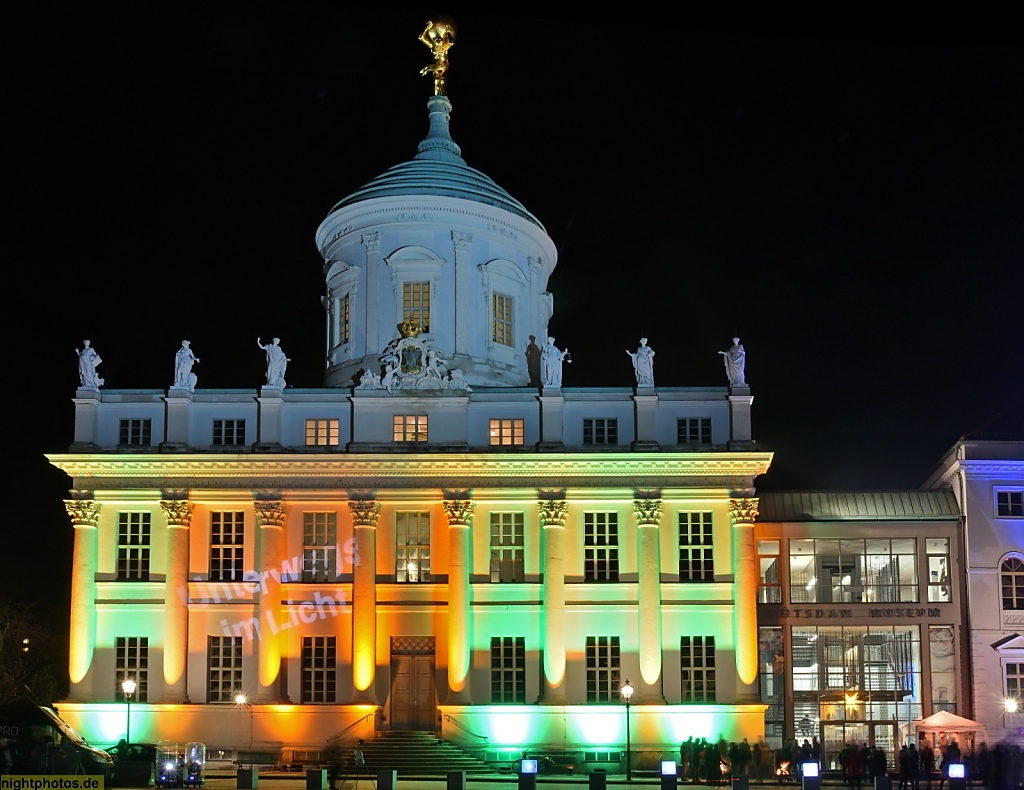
left=0, top=705, right=114, bottom=778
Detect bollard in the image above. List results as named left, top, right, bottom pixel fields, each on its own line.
left=732, top=775, right=749, bottom=790
left=947, top=763, right=967, bottom=790
left=447, top=771, right=467, bottom=790
left=518, top=759, right=538, bottom=790
left=660, top=761, right=678, bottom=790
left=874, top=775, right=892, bottom=790
left=305, top=769, right=327, bottom=790
left=800, top=762, right=820, bottom=790
left=589, top=769, right=607, bottom=790
left=236, top=768, right=258, bottom=790
left=377, top=769, right=398, bottom=790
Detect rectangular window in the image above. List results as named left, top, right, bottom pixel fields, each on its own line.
left=116, top=636, right=148, bottom=702
left=584, top=512, right=619, bottom=582
left=997, top=491, right=1024, bottom=517
left=339, top=293, right=350, bottom=345
left=583, top=418, right=618, bottom=446
left=1007, top=662, right=1024, bottom=707
left=585, top=636, right=621, bottom=702
left=677, top=418, right=712, bottom=445
left=117, top=513, right=151, bottom=581
left=489, top=418, right=524, bottom=446
left=396, top=512, right=430, bottom=583
left=210, top=512, right=245, bottom=582
left=490, top=513, right=525, bottom=583
left=758, top=539, right=782, bottom=603
left=679, top=512, right=714, bottom=582
left=213, top=419, right=246, bottom=446
left=403, top=281, right=430, bottom=332
left=681, top=636, right=716, bottom=702
left=926, top=538, right=952, bottom=603
left=207, top=636, right=242, bottom=703
left=492, top=293, right=514, bottom=347
left=490, top=637, right=526, bottom=703
left=303, top=512, right=338, bottom=583
left=394, top=415, right=428, bottom=442
left=118, top=419, right=152, bottom=447
left=305, top=419, right=340, bottom=447
left=302, top=636, right=336, bottom=703
left=789, top=538, right=918, bottom=604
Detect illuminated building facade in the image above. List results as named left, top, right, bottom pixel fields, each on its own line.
left=49, top=82, right=774, bottom=765
left=925, top=439, right=1024, bottom=745
left=753, top=491, right=968, bottom=768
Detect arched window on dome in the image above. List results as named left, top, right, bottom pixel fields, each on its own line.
left=1002, top=555, right=1024, bottom=611
left=385, top=246, right=446, bottom=337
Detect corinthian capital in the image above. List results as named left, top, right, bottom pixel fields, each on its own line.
left=64, top=496, right=100, bottom=526
left=729, top=498, right=760, bottom=525
left=160, top=499, right=194, bottom=527
left=442, top=499, right=474, bottom=526
left=538, top=500, right=567, bottom=528
left=451, top=231, right=473, bottom=250
left=254, top=498, right=286, bottom=527
left=633, top=499, right=663, bottom=525
left=348, top=500, right=381, bottom=526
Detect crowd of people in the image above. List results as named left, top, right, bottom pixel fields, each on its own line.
left=672, top=736, right=1024, bottom=787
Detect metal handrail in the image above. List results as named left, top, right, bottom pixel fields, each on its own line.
left=442, top=714, right=489, bottom=742
left=325, top=711, right=375, bottom=743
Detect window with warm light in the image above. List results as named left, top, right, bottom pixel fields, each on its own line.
left=213, top=419, right=245, bottom=446
left=210, top=512, right=244, bottom=582
left=585, top=636, right=620, bottom=702
left=489, top=418, right=524, bottom=446
left=403, top=282, right=430, bottom=332
left=584, top=512, right=619, bottom=582
left=490, top=637, right=525, bottom=703
left=305, top=418, right=340, bottom=447
left=679, top=512, right=714, bottom=582
left=490, top=512, right=524, bottom=583
left=492, top=293, right=514, bottom=347
left=394, top=415, right=428, bottom=442
left=119, top=419, right=152, bottom=447
left=338, top=293, right=350, bottom=345
left=396, top=512, right=430, bottom=583
left=302, top=636, right=336, bottom=703
left=116, top=637, right=148, bottom=701
left=680, top=636, right=716, bottom=702
left=303, top=512, right=338, bottom=582
left=117, top=513, right=151, bottom=581
left=207, top=636, right=242, bottom=703
left=1002, top=556, right=1024, bottom=610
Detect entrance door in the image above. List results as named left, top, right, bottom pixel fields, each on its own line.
left=391, top=654, right=436, bottom=730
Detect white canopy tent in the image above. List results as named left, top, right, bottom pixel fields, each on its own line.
left=914, top=710, right=987, bottom=748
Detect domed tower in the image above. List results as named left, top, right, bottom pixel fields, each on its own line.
left=316, top=24, right=557, bottom=389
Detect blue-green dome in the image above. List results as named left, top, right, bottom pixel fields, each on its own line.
left=328, top=96, right=545, bottom=231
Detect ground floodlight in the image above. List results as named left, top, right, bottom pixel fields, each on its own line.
left=802, top=762, right=820, bottom=777
left=948, top=764, right=965, bottom=779
left=661, top=761, right=677, bottom=776
left=521, top=760, right=538, bottom=775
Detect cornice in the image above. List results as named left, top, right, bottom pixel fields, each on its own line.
left=48, top=451, right=773, bottom=490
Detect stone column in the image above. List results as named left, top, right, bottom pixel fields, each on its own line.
left=633, top=498, right=665, bottom=703
left=65, top=495, right=100, bottom=701
left=254, top=497, right=286, bottom=702
left=348, top=500, right=380, bottom=703
left=443, top=498, right=474, bottom=704
left=452, top=232, right=473, bottom=358
left=160, top=495, right=193, bottom=703
left=538, top=500, right=569, bottom=703
left=730, top=496, right=760, bottom=691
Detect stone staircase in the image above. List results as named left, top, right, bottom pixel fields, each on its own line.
left=340, top=731, right=492, bottom=776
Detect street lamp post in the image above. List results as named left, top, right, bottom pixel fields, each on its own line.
left=121, top=678, right=137, bottom=744
left=621, top=679, right=634, bottom=782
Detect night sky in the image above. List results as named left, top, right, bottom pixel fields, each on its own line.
left=7, top=6, right=1023, bottom=611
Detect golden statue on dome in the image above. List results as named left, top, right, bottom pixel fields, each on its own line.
left=419, top=18, right=456, bottom=96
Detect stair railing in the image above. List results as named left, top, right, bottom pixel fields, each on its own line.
left=325, top=711, right=375, bottom=743
left=442, top=714, right=489, bottom=742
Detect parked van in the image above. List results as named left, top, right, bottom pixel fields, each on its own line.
left=0, top=706, right=114, bottom=777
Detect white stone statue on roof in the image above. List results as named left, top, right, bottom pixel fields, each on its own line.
left=173, top=340, right=200, bottom=392
left=626, top=337, right=655, bottom=388
left=75, top=340, right=104, bottom=389
left=719, top=337, right=746, bottom=387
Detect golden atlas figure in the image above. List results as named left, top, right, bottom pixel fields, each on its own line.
left=419, top=19, right=456, bottom=96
